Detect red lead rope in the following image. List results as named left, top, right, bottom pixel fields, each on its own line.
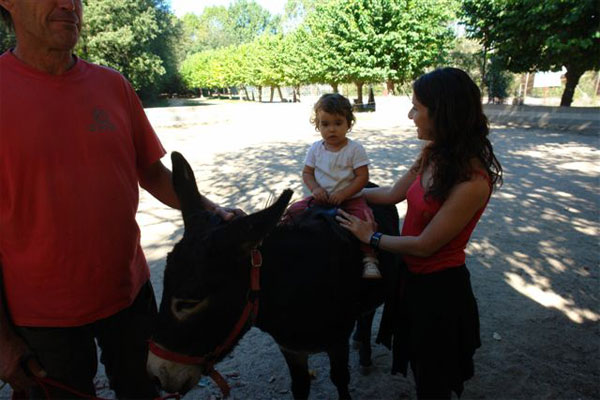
left=147, top=247, right=263, bottom=398
left=8, top=248, right=264, bottom=400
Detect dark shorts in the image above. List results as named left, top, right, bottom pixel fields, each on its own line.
left=16, top=281, right=158, bottom=399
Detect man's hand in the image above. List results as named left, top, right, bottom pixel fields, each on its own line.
left=328, top=191, right=347, bottom=206
left=0, top=332, right=46, bottom=392
left=215, top=206, right=246, bottom=221
left=312, top=187, right=328, bottom=203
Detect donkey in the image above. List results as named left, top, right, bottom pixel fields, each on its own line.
left=147, top=152, right=401, bottom=399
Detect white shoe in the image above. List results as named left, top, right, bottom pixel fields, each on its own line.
left=362, top=256, right=382, bottom=279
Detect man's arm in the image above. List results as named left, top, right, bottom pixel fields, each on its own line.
left=0, top=265, right=45, bottom=391
left=138, top=159, right=180, bottom=209
left=138, top=159, right=244, bottom=220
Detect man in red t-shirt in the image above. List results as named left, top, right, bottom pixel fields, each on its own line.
left=0, top=0, right=240, bottom=397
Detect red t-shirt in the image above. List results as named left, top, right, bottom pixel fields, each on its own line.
left=401, top=172, right=490, bottom=274
left=0, top=51, right=166, bottom=327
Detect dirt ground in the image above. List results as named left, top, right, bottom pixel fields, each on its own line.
left=2, top=97, right=598, bottom=399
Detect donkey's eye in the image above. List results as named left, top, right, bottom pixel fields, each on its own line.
left=175, top=300, right=202, bottom=312
left=171, top=298, right=209, bottom=321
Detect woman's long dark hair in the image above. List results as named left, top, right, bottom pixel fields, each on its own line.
left=413, top=67, right=503, bottom=201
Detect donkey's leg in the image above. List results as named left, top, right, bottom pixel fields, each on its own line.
left=327, top=342, right=351, bottom=400
left=280, top=347, right=311, bottom=400
left=355, top=311, right=375, bottom=368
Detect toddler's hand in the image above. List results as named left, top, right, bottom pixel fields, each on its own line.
left=328, top=191, right=346, bottom=206
left=312, top=187, right=328, bottom=203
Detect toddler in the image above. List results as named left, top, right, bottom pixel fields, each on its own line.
left=286, top=93, right=381, bottom=279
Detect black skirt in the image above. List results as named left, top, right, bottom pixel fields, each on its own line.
left=390, top=265, right=481, bottom=396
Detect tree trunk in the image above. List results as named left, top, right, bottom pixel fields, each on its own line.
left=356, top=82, right=364, bottom=104
left=277, top=86, right=285, bottom=102
left=386, top=80, right=395, bottom=95
left=258, top=86, right=262, bottom=102
left=331, top=82, right=339, bottom=93
left=269, top=87, right=275, bottom=102
left=293, top=86, right=301, bottom=103
left=481, top=43, right=488, bottom=93
left=560, top=66, right=584, bottom=107
left=368, top=86, right=375, bottom=104
left=243, top=87, right=250, bottom=101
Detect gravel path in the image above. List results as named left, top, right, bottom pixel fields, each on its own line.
left=2, top=97, right=598, bottom=400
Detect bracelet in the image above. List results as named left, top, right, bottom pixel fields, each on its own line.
left=369, top=232, right=383, bottom=249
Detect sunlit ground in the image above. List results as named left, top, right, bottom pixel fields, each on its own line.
left=129, top=96, right=599, bottom=399
left=139, top=97, right=599, bottom=326
left=2, top=97, right=596, bottom=399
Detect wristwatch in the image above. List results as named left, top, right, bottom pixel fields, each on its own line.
left=370, top=232, right=383, bottom=249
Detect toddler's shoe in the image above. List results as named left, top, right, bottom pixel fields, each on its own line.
left=362, top=256, right=382, bottom=279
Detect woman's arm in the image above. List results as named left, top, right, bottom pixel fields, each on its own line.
left=338, top=175, right=490, bottom=256
left=364, top=160, right=419, bottom=205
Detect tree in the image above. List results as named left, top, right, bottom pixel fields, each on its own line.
left=302, top=0, right=455, bottom=101
left=462, top=0, right=600, bottom=106
left=282, top=0, right=316, bottom=33
left=227, top=0, right=281, bottom=44
left=484, top=55, right=513, bottom=103
left=180, top=7, right=230, bottom=54
left=0, top=18, right=15, bottom=51
left=79, top=0, right=184, bottom=99
left=447, top=36, right=484, bottom=87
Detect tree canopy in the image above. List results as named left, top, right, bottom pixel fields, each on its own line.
left=179, top=0, right=456, bottom=103
left=180, top=0, right=281, bottom=55
left=461, top=0, right=600, bottom=106
left=79, top=0, right=183, bottom=99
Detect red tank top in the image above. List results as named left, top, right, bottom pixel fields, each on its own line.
left=401, top=171, right=491, bottom=274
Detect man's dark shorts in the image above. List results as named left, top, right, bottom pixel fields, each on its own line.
left=16, top=281, right=158, bottom=399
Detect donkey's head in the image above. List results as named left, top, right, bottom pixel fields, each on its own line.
left=147, top=152, right=292, bottom=394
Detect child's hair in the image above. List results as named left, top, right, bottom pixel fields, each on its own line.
left=310, top=93, right=356, bottom=131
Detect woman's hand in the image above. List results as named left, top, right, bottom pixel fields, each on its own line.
left=336, top=209, right=375, bottom=244
left=312, top=187, right=329, bottom=203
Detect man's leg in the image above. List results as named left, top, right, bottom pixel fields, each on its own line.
left=95, top=281, right=158, bottom=399
left=15, top=326, right=97, bottom=399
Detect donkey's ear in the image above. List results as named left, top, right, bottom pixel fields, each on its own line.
left=171, top=152, right=206, bottom=217
left=213, top=190, right=293, bottom=252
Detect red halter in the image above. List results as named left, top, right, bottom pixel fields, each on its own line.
left=148, top=248, right=263, bottom=398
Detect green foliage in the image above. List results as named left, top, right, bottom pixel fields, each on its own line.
left=0, top=25, right=15, bottom=52
left=282, top=0, right=316, bottom=33
left=301, top=0, right=455, bottom=89
left=181, top=0, right=281, bottom=54
left=447, top=36, right=484, bottom=86
left=181, top=7, right=230, bottom=54
left=484, top=56, right=513, bottom=103
left=461, top=0, right=600, bottom=106
left=79, top=0, right=183, bottom=99
left=228, top=0, right=281, bottom=44
left=178, top=0, right=457, bottom=102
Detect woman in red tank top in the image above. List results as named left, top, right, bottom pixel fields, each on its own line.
left=337, top=68, right=503, bottom=399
